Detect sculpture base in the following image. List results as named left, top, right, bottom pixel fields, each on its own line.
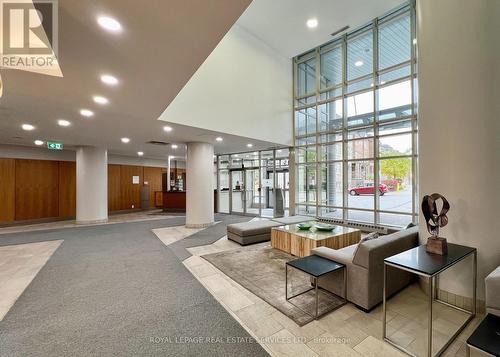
left=426, top=237, right=448, bottom=255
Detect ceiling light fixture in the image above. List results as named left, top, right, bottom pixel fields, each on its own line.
left=413, top=38, right=417, bottom=45
left=247, top=143, right=253, bottom=148
left=34, top=140, right=44, bottom=146
left=97, top=16, right=122, bottom=33
left=80, top=109, right=94, bottom=117
left=216, top=137, right=223, bottom=142
left=163, top=126, right=173, bottom=132
left=234, top=154, right=239, bottom=158
left=93, top=95, right=109, bottom=105
left=306, top=18, right=318, bottom=29
left=354, top=60, right=364, bottom=67
left=277, top=149, right=282, bottom=153
left=22, top=124, right=35, bottom=131
left=137, top=151, right=144, bottom=156
left=171, top=144, right=178, bottom=149
left=100, top=74, right=119, bottom=86
left=121, top=137, right=130, bottom=143
left=58, top=119, right=71, bottom=127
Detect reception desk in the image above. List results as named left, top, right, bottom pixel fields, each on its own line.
left=163, top=190, right=218, bottom=213
left=163, top=191, right=186, bottom=212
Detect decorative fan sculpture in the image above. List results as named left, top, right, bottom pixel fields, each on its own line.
left=422, top=193, right=450, bottom=255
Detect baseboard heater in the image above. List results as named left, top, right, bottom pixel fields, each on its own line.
left=317, top=217, right=389, bottom=234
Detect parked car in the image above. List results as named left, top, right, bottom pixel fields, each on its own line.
left=349, top=182, right=388, bottom=196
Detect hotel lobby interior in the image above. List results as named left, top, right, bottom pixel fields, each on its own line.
left=0, top=0, right=498, bottom=356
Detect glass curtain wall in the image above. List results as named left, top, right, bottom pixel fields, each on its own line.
left=216, top=148, right=290, bottom=217
left=294, top=2, right=417, bottom=227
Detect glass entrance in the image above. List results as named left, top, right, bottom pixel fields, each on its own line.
left=230, top=170, right=245, bottom=214
left=230, top=169, right=260, bottom=216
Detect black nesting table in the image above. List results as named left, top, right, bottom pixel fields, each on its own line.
left=286, top=255, right=346, bottom=319
left=383, top=243, right=477, bottom=357
left=466, top=313, right=500, bottom=357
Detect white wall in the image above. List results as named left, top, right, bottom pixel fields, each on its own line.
left=417, top=0, right=500, bottom=300
left=159, top=24, right=293, bottom=146
left=0, top=144, right=180, bottom=168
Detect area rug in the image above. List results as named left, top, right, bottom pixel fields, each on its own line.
left=202, top=245, right=344, bottom=326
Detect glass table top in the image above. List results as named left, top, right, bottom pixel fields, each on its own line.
left=273, top=221, right=360, bottom=241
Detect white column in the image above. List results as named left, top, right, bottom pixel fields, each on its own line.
left=76, top=146, right=108, bottom=224
left=417, top=0, right=499, bottom=300
left=186, top=142, right=214, bottom=228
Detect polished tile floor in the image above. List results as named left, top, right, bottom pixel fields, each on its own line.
left=155, top=224, right=486, bottom=357
left=0, top=240, right=62, bottom=320
left=0, top=210, right=178, bottom=235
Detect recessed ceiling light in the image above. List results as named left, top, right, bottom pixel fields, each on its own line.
left=100, top=74, right=119, bottom=86
left=58, top=119, right=71, bottom=127
left=163, top=126, right=173, bottom=132
left=80, top=109, right=94, bottom=117
left=171, top=144, right=178, bottom=149
left=121, top=137, right=130, bottom=143
left=306, top=18, right=318, bottom=28
left=93, top=96, right=109, bottom=105
left=247, top=143, right=253, bottom=148
left=216, top=137, right=223, bottom=142
left=354, top=60, right=364, bottom=67
left=97, top=16, right=122, bottom=33
left=137, top=151, right=144, bottom=156
left=34, top=140, right=44, bottom=146
left=22, top=124, right=35, bottom=131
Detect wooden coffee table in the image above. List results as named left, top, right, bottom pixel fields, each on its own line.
left=271, top=222, right=361, bottom=257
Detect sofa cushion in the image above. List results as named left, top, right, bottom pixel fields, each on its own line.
left=227, top=220, right=282, bottom=237
left=353, top=232, right=379, bottom=259
left=353, top=226, right=419, bottom=269
left=271, top=216, right=311, bottom=225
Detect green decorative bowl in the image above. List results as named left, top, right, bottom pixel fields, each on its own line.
left=314, top=224, right=336, bottom=231
left=296, top=223, right=312, bottom=230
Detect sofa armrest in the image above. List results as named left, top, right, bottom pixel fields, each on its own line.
left=312, top=246, right=353, bottom=266
left=486, top=266, right=500, bottom=316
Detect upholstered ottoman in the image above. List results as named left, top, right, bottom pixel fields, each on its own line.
left=227, top=220, right=283, bottom=245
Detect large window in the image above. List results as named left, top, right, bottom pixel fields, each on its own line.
left=293, top=3, right=417, bottom=227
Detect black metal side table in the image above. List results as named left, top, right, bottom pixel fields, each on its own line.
left=383, top=243, right=477, bottom=357
left=286, top=255, right=346, bottom=319
left=466, top=313, right=500, bottom=357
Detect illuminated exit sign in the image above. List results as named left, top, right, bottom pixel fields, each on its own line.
left=47, top=142, right=63, bottom=150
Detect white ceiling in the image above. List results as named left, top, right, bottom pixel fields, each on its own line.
left=0, top=0, right=406, bottom=161
left=237, top=0, right=406, bottom=58
left=0, top=0, right=266, bottom=160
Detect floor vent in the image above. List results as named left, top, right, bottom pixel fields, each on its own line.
left=317, top=218, right=388, bottom=234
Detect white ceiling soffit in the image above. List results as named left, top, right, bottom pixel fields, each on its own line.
left=0, top=0, right=253, bottom=160
left=236, top=0, right=406, bottom=58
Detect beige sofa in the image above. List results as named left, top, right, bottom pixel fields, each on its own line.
left=485, top=265, right=500, bottom=316
left=312, top=226, right=419, bottom=311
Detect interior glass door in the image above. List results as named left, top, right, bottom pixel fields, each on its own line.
left=230, top=170, right=244, bottom=214
left=245, top=169, right=260, bottom=216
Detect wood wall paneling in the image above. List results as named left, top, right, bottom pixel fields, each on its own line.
left=108, top=164, right=121, bottom=212
left=143, top=167, right=163, bottom=207
left=0, top=158, right=16, bottom=222
left=58, top=161, right=76, bottom=218
left=120, top=165, right=143, bottom=210
left=15, top=159, right=59, bottom=220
